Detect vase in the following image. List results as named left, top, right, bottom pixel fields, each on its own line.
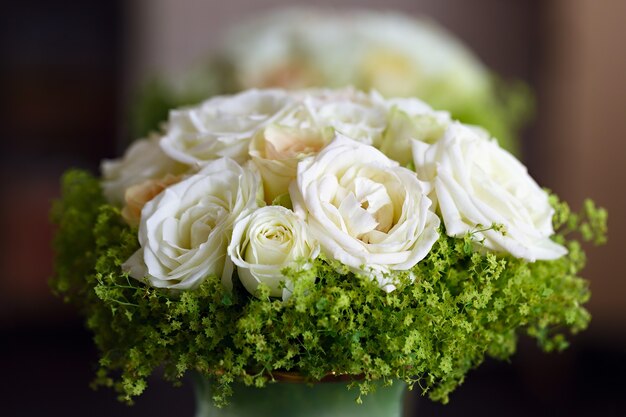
left=193, top=373, right=407, bottom=417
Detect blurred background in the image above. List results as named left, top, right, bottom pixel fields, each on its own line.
left=1, top=0, right=625, bottom=416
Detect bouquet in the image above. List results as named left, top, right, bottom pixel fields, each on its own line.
left=134, top=9, right=532, bottom=154
left=52, top=88, right=606, bottom=406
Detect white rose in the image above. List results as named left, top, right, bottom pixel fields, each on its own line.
left=228, top=205, right=319, bottom=300
left=412, top=123, right=566, bottom=261
left=160, top=89, right=294, bottom=165
left=122, top=158, right=262, bottom=290
left=101, top=136, right=186, bottom=205
left=290, top=134, right=440, bottom=291
left=249, top=123, right=332, bottom=204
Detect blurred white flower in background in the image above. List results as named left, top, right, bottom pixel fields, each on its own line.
left=133, top=8, right=532, bottom=154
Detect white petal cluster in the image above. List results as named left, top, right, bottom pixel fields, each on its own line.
left=300, top=89, right=388, bottom=147
left=122, top=158, right=261, bottom=289
left=411, top=123, right=567, bottom=261
left=101, top=136, right=185, bottom=205
left=291, top=134, right=440, bottom=291
left=161, top=89, right=294, bottom=165
left=228, top=206, right=319, bottom=300
left=102, top=87, right=564, bottom=297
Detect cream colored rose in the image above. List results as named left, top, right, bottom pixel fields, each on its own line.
left=122, top=158, right=262, bottom=290
left=411, top=123, right=566, bottom=261
left=121, top=174, right=181, bottom=227
left=160, top=89, right=294, bottom=165
left=247, top=89, right=386, bottom=203
left=101, top=136, right=186, bottom=205
left=227, top=205, right=319, bottom=300
left=290, top=134, right=440, bottom=291
left=249, top=124, right=332, bottom=203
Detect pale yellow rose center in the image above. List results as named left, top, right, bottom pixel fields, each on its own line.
left=244, top=222, right=294, bottom=265
left=263, top=125, right=327, bottom=160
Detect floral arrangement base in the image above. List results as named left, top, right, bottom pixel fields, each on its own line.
left=50, top=87, right=606, bottom=408
left=193, top=375, right=406, bottom=417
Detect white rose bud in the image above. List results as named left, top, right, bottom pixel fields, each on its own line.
left=228, top=205, right=320, bottom=300
left=123, top=158, right=262, bottom=290
left=412, top=123, right=567, bottom=261
left=101, top=135, right=186, bottom=205
left=290, top=134, right=440, bottom=291
left=160, top=89, right=294, bottom=165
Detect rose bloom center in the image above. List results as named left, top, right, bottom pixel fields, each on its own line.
left=329, top=167, right=401, bottom=245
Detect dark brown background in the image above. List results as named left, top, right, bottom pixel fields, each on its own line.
left=1, top=1, right=625, bottom=416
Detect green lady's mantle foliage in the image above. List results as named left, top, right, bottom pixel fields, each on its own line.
left=51, top=170, right=607, bottom=406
